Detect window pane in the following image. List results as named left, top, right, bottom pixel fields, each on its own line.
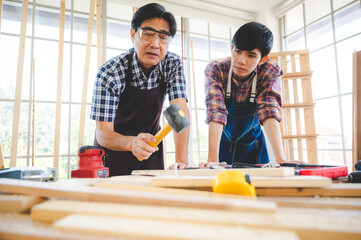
left=210, top=23, right=229, bottom=39
left=73, top=13, right=97, bottom=44
left=285, top=29, right=305, bottom=51
left=305, top=0, right=331, bottom=24
left=168, top=32, right=182, bottom=57
left=0, top=35, right=19, bottom=99
left=107, top=2, right=133, bottom=20
left=341, top=94, right=352, bottom=149
left=309, top=46, right=338, bottom=99
left=285, top=3, right=303, bottom=35
left=189, top=19, right=208, bottom=35
left=318, top=150, right=344, bottom=165
left=336, top=34, right=361, bottom=94
left=2, top=2, right=32, bottom=35
left=74, top=0, right=91, bottom=13
left=35, top=103, right=55, bottom=155
left=190, top=34, right=209, bottom=61
left=333, top=0, right=354, bottom=11
left=59, top=104, right=69, bottom=156
left=315, top=97, right=342, bottom=149
left=33, top=39, right=58, bottom=101
left=0, top=102, right=14, bottom=158
left=334, top=2, right=361, bottom=42
left=306, top=16, right=334, bottom=51
left=34, top=7, right=71, bottom=42
left=190, top=60, right=207, bottom=109
left=210, top=38, right=230, bottom=60
left=106, top=19, right=132, bottom=50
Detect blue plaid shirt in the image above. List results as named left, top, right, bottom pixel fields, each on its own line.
left=90, top=49, right=187, bottom=122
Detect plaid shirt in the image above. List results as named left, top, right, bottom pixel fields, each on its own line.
left=205, top=57, right=283, bottom=125
left=90, top=49, right=187, bottom=122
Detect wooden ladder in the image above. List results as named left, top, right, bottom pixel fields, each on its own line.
left=268, top=50, right=318, bottom=164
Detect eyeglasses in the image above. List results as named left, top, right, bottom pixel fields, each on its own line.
left=137, top=27, right=172, bottom=44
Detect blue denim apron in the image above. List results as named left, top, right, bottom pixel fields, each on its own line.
left=219, top=66, right=269, bottom=165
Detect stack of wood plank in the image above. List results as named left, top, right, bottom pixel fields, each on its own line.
left=0, top=167, right=361, bottom=240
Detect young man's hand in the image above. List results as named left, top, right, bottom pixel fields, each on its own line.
left=167, top=161, right=188, bottom=170
left=198, top=161, right=227, bottom=168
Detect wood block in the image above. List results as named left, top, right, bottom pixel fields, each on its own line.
left=53, top=213, right=298, bottom=240
left=0, top=178, right=276, bottom=212
left=0, top=194, right=45, bottom=213
left=132, top=167, right=295, bottom=177
left=150, top=175, right=332, bottom=188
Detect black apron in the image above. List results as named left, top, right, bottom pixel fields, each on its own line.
left=94, top=51, right=166, bottom=176
left=219, top=65, right=269, bottom=165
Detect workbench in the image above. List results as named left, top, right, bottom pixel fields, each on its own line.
left=0, top=170, right=361, bottom=240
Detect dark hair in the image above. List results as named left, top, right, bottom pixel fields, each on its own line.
left=131, top=3, right=177, bottom=37
left=231, top=22, right=273, bottom=57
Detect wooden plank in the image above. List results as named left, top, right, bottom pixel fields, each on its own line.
left=269, top=49, right=309, bottom=57
left=0, top=194, right=44, bottom=213
left=53, top=0, right=66, bottom=170
left=353, top=51, right=361, bottom=170
left=78, top=0, right=95, bottom=147
left=53, top=213, right=298, bottom=240
left=0, top=213, right=111, bottom=240
left=282, top=103, right=315, bottom=108
left=0, top=178, right=277, bottom=212
left=256, top=183, right=361, bottom=197
left=150, top=175, right=332, bottom=188
left=35, top=200, right=361, bottom=240
left=10, top=0, right=29, bottom=167
left=282, top=134, right=318, bottom=139
left=96, top=0, right=102, bottom=68
left=132, top=167, right=295, bottom=177
left=0, top=141, right=4, bottom=169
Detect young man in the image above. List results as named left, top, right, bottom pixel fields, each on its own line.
left=90, top=3, right=190, bottom=176
left=202, top=22, right=286, bottom=167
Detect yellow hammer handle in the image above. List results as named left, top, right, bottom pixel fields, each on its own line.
left=137, top=124, right=173, bottom=161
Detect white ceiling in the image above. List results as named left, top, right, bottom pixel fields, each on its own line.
left=194, top=0, right=285, bottom=12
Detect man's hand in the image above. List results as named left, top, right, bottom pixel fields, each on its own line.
left=168, top=161, right=189, bottom=170
left=131, top=133, right=158, bottom=160
left=198, top=161, right=227, bottom=168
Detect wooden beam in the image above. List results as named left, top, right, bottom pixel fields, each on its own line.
left=132, top=167, right=295, bottom=177
left=353, top=50, right=361, bottom=170
left=53, top=0, right=66, bottom=170
left=0, top=178, right=276, bottom=212
left=10, top=0, right=29, bottom=167
left=78, top=0, right=95, bottom=147
left=0, top=194, right=44, bottom=213
left=96, top=0, right=102, bottom=68
left=150, top=175, right=332, bottom=188
left=0, top=141, right=4, bottom=169
left=31, top=58, right=35, bottom=166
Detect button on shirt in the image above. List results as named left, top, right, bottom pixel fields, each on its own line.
left=90, top=49, right=187, bottom=122
left=205, top=57, right=283, bottom=126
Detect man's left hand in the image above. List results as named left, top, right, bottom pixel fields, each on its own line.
left=168, top=161, right=188, bottom=170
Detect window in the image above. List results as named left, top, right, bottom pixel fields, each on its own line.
left=279, top=0, right=361, bottom=170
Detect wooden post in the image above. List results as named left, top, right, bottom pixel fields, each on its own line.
left=96, top=0, right=102, bottom=68
left=10, top=0, right=29, bottom=167
left=31, top=58, right=35, bottom=167
left=190, top=40, right=201, bottom=162
left=353, top=50, right=361, bottom=171
left=53, top=0, right=66, bottom=170
left=0, top=141, right=4, bottom=169
left=78, top=0, right=95, bottom=147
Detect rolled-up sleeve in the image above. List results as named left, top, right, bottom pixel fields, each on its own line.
left=256, top=60, right=283, bottom=124
left=204, top=61, right=228, bottom=125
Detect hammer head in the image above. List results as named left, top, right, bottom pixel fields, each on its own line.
left=163, top=104, right=190, bottom=133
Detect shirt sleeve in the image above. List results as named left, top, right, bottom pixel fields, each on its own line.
left=90, top=60, right=125, bottom=122
left=256, top=60, right=283, bottom=124
left=204, top=61, right=228, bottom=125
left=166, top=55, right=187, bottom=101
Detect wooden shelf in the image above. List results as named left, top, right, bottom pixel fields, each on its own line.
left=282, top=103, right=315, bottom=109
left=282, top=71, right=313, bottom=79
left=282, top=134, right=319, bottom=139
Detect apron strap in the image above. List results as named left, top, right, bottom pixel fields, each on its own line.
left=225, top=63, right=258, bottom=105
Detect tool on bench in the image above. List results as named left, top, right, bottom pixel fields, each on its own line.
left=138, top=104, right=190, bottom=161
left=71, top=145, right=109, bottom=178
left=213, top=170, right=256, bottom=197
left=0, top=167, right=56, bottom=181
left=347, top=160, right=361, bottom=183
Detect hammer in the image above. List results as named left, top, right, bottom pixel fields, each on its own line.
left=138, top=104, right=190, bottom=161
